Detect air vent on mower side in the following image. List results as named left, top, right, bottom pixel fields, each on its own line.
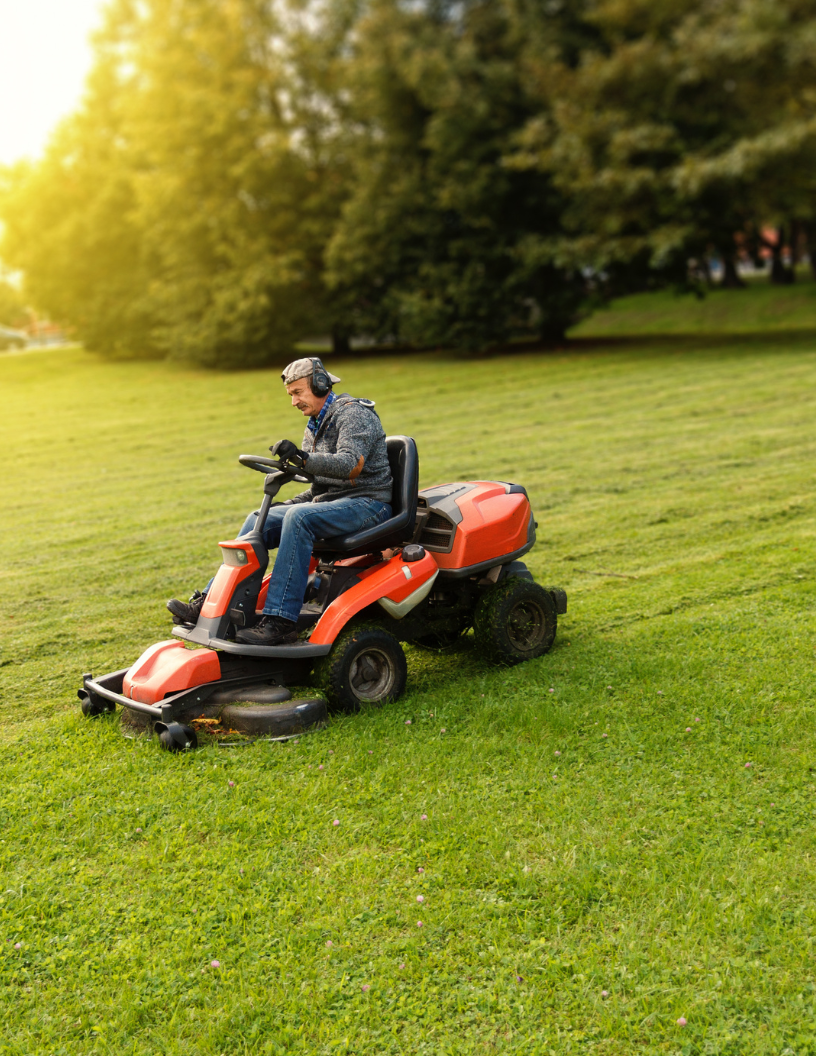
left=417, top=505, right=456, bottom=552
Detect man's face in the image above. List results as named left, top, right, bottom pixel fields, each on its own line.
left=286, top=377, right=327, bottom=418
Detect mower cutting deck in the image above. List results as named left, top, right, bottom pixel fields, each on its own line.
left=79, top=437, right=566, bottom=750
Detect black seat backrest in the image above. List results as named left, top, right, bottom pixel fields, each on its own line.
left=311, top=435, right=419, bottom=557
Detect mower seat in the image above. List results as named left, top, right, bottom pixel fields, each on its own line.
left=311, top=435, right=419, bottom=559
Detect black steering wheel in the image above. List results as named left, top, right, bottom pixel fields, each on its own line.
left=238, top=454, right=313, bottom=483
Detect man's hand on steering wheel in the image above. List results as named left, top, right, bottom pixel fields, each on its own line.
left=270, top=439, right=307, bottom=469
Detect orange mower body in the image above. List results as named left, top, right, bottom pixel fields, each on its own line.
left=79, top=438, right=566, bottom=750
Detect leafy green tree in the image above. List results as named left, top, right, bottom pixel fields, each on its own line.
left=1, top=0, right=355, bottom=367
left=6, top=0, right=816, bottom=364
left=121, top=0, right=352, bottom=367
left=325, top=0, right=588, bottom=349
left=0, top=280, right=25, bottom=328
left=0, top=13, right=158, bottom=358
left=513, top=0, right=816, bottom=294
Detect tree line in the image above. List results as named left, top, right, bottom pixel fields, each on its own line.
left=2, top=0, right=815, bottom=367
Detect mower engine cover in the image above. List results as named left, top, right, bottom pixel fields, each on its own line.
left=415, top=481, right=535, bottom=575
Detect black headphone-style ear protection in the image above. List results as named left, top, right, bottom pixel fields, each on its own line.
left=311, top=357, right=332, bottom=398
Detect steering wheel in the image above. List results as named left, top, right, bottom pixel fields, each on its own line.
left=238, top=454, right=313, bottom=483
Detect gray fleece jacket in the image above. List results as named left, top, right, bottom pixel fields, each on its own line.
left=287, top=394, right=393, bottom=505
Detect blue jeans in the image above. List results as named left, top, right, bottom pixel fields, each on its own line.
left=236, top=497, right=391, bottom=623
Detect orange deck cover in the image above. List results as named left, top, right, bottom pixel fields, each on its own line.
left=123, top=640, right=221, bottom=705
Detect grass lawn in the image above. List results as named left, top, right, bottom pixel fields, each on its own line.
left=2, top=290, right=816, bottom=1053
left=570, top=270, right=816, bottom=339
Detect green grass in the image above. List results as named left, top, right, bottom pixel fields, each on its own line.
left=2, top=311, right=816, bottom=1053
left=571, top=270, right=816, bottom=339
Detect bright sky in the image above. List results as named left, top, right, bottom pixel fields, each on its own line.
left=0, top=0, right=107, bottom=166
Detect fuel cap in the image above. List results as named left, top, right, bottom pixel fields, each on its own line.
left=401, top=544, right=426, bottom=562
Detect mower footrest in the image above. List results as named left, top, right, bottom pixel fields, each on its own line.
left=172, top=625, right=332, bottom=658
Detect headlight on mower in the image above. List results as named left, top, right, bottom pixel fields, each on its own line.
left=221, top=547, right=248, bottom=566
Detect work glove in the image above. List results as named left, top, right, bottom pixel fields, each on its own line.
left=269, top=439, right=307, bottom=468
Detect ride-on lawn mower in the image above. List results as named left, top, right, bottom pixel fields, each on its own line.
left=78, top=437, right=567, bottom=750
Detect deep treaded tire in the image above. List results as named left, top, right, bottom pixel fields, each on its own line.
left=315, top=623, right=407, bottom=713
left=474, top=576, right=557, bottom=666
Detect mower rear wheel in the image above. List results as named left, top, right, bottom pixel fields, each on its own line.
left=315, top=623, right=407, bottom=713
left=474, top=576, right=557, bottom=666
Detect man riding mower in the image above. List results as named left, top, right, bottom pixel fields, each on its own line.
left=78, top=357, right=567, bottom=750
left=167, top=356, right=394, bottom=646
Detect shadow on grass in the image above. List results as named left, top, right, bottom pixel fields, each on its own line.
left=320, top=327, right=816, bottom=370
left=565, top=328, right=816, bottom=353
left=142, top=323, right=816, bottom=377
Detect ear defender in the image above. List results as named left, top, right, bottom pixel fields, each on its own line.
left=311, top=357, right=332, bottom=397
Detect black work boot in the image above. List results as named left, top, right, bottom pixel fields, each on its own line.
left=235, top=615, right=298, bottom=646
left=166, top=591, right=206, bottom=625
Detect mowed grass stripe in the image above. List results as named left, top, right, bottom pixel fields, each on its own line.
left=1, top=328, right=816, bottom=1053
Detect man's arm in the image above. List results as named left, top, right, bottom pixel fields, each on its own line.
left=273, top=432, right=313, bottom=503
left=305, top=404, right=379, bottom=481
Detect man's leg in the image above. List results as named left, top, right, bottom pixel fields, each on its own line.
left=240, top=504, right=288, bottom=549
left=236, top=497, right=391, bottom=644
left=167, top=506, right=289, bottom=623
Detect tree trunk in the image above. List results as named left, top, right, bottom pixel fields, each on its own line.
left=770, top=226, right=795, bottom=284
left=332, top=329, right=351, bottom=356
left=744, top=227, right=766, bottom=271
left=790, top=219, right=802, bottom=265
left=539, top=319, right=568, bottom=345
left=721, top=255, right=745, bottom=288
left=804, top=223, right=816, bottom=281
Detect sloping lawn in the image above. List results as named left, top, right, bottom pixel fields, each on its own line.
left=571, top=271, right=816, bottom=338
left=1, top=324, right=816, bottom=1054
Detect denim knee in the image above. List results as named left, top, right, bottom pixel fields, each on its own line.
left=282, top=504, right=311, bottom=530
left=240, top=512, right=258, bottom=536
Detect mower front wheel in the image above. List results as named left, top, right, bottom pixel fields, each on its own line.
left=78, top=688, right=115, bottom=717
left=474, top=575, right=557, bottom=666
left=315, top=623, right=407, bottom=713
left=155, top=722, right=198, bottom=752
